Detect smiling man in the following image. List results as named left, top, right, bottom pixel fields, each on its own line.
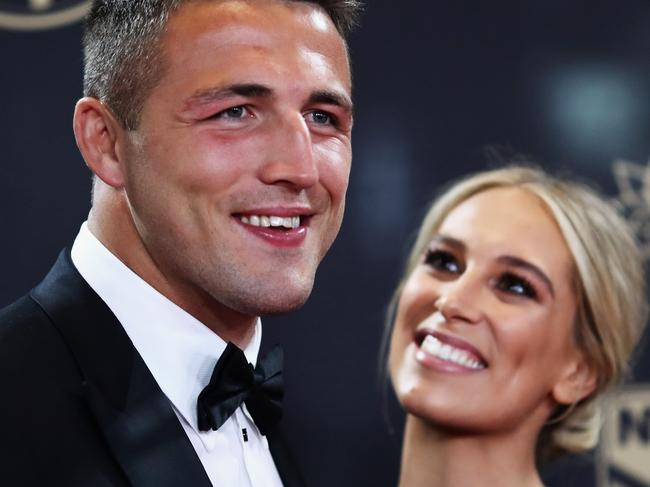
left=0, top=1, right=362, bottom=486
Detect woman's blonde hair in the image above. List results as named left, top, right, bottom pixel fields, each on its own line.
left=387, top=165, right=648, bottom=460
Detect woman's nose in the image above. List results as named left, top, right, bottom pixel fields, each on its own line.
left=434, top=277, right=485, bottom=325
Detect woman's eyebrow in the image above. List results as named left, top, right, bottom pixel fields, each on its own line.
left=497, top=255, right=555, bottom=297
left=428, top=234, right=466, bottom=252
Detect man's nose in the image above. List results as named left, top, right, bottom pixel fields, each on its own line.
left=434, top=274, right=486, bottom=325
left=257, top=112, right=318, bottom=190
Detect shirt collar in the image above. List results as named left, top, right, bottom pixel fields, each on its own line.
left=70, top=222, right=262, bottom=434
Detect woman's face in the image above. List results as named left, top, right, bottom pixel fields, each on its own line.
left=389, top=187, right=585, bottom=434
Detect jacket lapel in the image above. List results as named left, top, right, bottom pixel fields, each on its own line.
left=267, top=426, right=308, bottom=487
left=31, top=251, right=211, bottom=487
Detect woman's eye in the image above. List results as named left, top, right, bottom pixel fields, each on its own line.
left=496, top=273, right=537, bottom=299
left=424, top=250, right=461, bottom=274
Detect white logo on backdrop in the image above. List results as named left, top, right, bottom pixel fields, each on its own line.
left=599, top=385, right=650, bottom=487
left=0, top=1, right=91, bottom=31
left=612, top=159, right=650, bottom=261
left=597, top=163, right=650, bottom=486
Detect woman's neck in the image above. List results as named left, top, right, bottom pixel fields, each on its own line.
left=398, top=415, right=545, bottom=487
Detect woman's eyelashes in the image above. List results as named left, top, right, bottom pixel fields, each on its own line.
left=424, top=249, right=462, bottom=274
left=423, top=248, right=541, bottom=301
left=494, top=273, right=539, bottom=300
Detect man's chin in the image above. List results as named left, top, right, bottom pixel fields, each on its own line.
left=257, top=298, right=309, bottom=316
left=223, top=281, right=314, bottom=317
left=245, top=291, right=312, bottom=316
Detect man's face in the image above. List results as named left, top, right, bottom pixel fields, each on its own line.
left=121, top=0, right=352, bottom=318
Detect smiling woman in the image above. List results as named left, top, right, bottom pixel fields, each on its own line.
left=386, top=166, right=649, bottom=487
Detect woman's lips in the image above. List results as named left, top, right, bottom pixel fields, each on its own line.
left=414, top=329, right=487, bottom=371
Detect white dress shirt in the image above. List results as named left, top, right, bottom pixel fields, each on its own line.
left=71, top=222, right=284, bottom=487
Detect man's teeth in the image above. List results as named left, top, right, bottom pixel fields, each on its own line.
left=420, top=335, right=485, bottom=370
left=240, top=215, right=301, bottom=229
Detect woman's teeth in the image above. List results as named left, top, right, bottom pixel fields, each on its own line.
left=420, top=335, right=485, bottom=370
left=241, top=215, right=300, bottom=229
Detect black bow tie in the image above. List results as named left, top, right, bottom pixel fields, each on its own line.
left=197, top=342, right=283, bottom=436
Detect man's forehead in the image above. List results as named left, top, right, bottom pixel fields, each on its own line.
left=164, top=0, right=344, bottom=54
left=172, top=0, right=335, bottom=30
left=160, top=0, right=351, bottom=86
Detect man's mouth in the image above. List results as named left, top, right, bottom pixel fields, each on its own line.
left=239, top=214, right=302, bottom=229
left=234, top=210, right=312, bottom=248
left=415, top=330, right=487, bottom=371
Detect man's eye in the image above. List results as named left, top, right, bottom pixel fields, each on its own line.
left=424, top=250, right=461, bottom=274
left=307, top=110, right=336, bottom=126
left=213, top=106, right=250, bottom=120
left=496, top=273, right=537, bottom=299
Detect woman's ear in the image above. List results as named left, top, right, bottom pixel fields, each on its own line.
left=73, top=97, right=127, bottom=189
left=551, top=353, right=598, bottom=405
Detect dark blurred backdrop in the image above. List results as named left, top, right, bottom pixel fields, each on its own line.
left=2, top=1, right=650, bottom=486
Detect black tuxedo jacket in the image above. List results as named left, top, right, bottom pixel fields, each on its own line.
left=0, top=251, right=306, bottom=487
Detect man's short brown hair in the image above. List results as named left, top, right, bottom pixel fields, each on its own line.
left=83, top=0, right=363, bottom=130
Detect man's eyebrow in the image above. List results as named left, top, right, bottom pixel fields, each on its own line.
left=497, top=255, right=555, bottom=297
left=184, top=83, right=273, bottom=107
left=307, top=90, right=353, bottom=113
left=182, top=85, right=352, bottom=113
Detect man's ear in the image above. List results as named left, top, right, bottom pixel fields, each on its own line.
left=551, top=353, right=598, bottom=406
left=73, top=97, right=127, bottom=188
